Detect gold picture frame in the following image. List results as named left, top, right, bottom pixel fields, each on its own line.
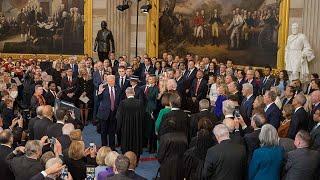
left=0, top=0, right=93, bottom=59
left=146, top=0, right=290, bottom=69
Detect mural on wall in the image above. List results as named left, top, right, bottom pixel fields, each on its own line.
left=0, top=0, right=84, bottom=55
left=159, top=0, right=280, bottom=67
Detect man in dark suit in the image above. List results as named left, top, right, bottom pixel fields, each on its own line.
left=190, top=99, right=216, bottom=139
left=44, top=81, right=58, bottom=107
left=240, top=83, right=255, bottom=126
left=284, top=130, right=320, bottom=180
left=109, top=155, right=132, bottom=180
left=287, top=94, right=309, bottom=139
left=282, top=85, right=295, bottom=109
left=96, top=75, right=120, bottom=149
left=0, top=130, right=14, bottom=180
left=311, top=108, right=320, bottom=150
left=159, top=93, right=190, bottom=140
left=116, top=66, right=130, bottom=100
left=124, top=151, right=147, bottom=180
left=6, top=140, right=43, bottom=180
left=140, top=58, right=155, bottom=84
left=243, top=113, right=266, bottom=162
left=129, top=75, right=141, bottom=99
left=109, top=52, right=119, bottom=74
left=260, top=66, right=275, bottom=95
left=203, top=124, right=246, bottom=180
left=228, top=81, right=243, bottom=105
left=184, top=60, right=197, bottom=95
left=309, top=90, right=320, bottom=131
left=60, top=67, right=79, bottom=104
left=246, top=70, right=259, bottom=96
left=190, top=70, right=208, bottom=113
left=69, top=57, right=79, bottom=77
left=33, top=105, right=54, bottom=140
left=27, top=106, right=44, bottom=140
left=236, top=69, right=246, bottom=92
left=46, top=109, right=66, bottom=138
left=175, top=69, right=187, bottom=108
left=58, top=123, right=73, bottom=151
left=263, top=90, right=282, bottom=129
left=93, top=62, right=105, bottom=121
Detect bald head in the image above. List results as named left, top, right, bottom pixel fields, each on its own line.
left=124, top=151, right=137, bottom=169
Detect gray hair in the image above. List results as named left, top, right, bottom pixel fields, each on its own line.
left=271, top=86, right=281, bottom=96
left=167, top=79, right=177, bottom=90
left=295, top=94, right=307, bottom=106
left=213, top=124, right=230, bottom=139
left=222, top=100, right=236, bottom=116
left=251, top=113, right=266, bottom=128
left=199, top=99, right=210, bottom=110
left=223, top=118, right=235, bottom=132
left=259, top=124, right=279, bottom=147
left=242, top=83, right=253, bottom=93
left=62, top=123, right=75, bottom=135
left=45, top=157, right=63, bottom=169
left=265, top=90, right=277, bottom=101
left=125, top=87, right=135, bottom=96
left=36, top=106, right=44, bottom=116
left=25, top=140, right=43, bottom=157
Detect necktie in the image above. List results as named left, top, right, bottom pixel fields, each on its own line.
left=195, top=79, right=201, bottom=96
left=121, top=77, right=125, bottom=87
left=68, top=77, right=72, bottom=84
left=110, top=87, right=115, bottom=111
left=145, top=86, right=149, bottom=95
left=263, top=77, right=268, bottom=84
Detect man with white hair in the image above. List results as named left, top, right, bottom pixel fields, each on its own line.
left=240, top=83, right=255, bottom=125
left=45, top=158, right=63, bottom=179
left=287, top=94, right=309, bottom=139
left=59, top=123, right=74, bottom=150
left=203, top=124, right=246, bottom=179
left=97, top=75, right=120, bottom=148
left=166, top=79, right=177, bottom=91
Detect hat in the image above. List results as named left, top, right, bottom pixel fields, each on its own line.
left=130, top=75, right=140, bottom=82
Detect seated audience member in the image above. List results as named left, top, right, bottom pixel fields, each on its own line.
left=95, top=146, right=112, bottom=178
left=6, top=140, right=44, bottom=180
left=109, top=155, right=131, bottom=180
left=249, top=124, right=284, bottom=180
left=33, top=105, right=54, bottom=140
left=287, top=94, right=308, bottom=139
left=158, top=118, right=188, bottom=180
left=184, top=129, right=214, bottom=179
left=244, top=113, right=266, bottom=162
left=203, top=124, right=246, bottom=180
left=278, top=104, right=294, bottom=138
left=124, top=151, right=147, bottom=180
left=28, top=106, right=44, bottom=140
left=190, top=99, right=216, bottom=139
left=97, top=151, right=119, bottom=180
left=311, top=108, right=320, bottom=150
left=58, top=123, right=74, bottom=150
left=263, top=91, right=282, bottom=129
left=284, top=130, right=320, bottom=180
left=0, top=130, right=14, bottom=180
left=65, top=140, right=97, bottom=180
left=252, top=95, right=266, bottom=115
left=46, top=108, right=67, bottom=138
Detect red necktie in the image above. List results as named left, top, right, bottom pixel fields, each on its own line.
left=145, top=86, right=149, bottom=95
left=195, top=79, right=201, bottom=96
left=110, top=87, right=115, bottom=111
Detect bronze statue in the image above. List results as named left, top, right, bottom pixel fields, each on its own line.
left=94, top=21, right=115, bottom=61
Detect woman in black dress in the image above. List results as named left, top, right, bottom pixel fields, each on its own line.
left=77, top=69, right=93, bottom=125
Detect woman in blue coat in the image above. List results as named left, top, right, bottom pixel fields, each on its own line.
left=249, top=124, right=284, bottom=180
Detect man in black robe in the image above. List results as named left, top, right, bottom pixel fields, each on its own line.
left=116, top=87, right=145, bottom=156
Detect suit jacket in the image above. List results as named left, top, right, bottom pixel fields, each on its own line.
left=284, top=148, right=320, bottom=180
left=127, top=170, right=146, bottom=180
left=287, top=107, right=309, bottom=139
left=69, top=63, right=79, bottom=77
left=139, top=85, right=159, bottom=114
left=244, top=129, right=261, bottom=162
left=27, top=116, right=41, bottom=140
left=202, top=139, right=246, bottom=180
left=281, top=97, right=293, bottom=109
left=184, top=68, right=198, bottom=92
left=33, top=117, right=53, bottom=140
left=140, top=65, right=155, bottom=83
left=240, top=95, right=255, bottom=126
left=260, top=75, right=275, bottom=95
left=46, top=123, right=64, bottom=138
left=116, top=76, right=130, bottom=100
left=108, top=172, right=134, bottom=180
left=247, top=79, right=260, bottom=96
left=6, top=153, right=43, bottom=180
left=190, top=78, right=208, bottom=101
left=44, top=90, right=57, bottom=107
left=96, top=85, right=120, bottom=120
left=60, top=76, right=79, bottom=103
left=237, top=78, right=246, bottom=91
left=0, top=145, right=14, bottom=180
left=190, top=110, right=216, bottom=139
left=93, top=70, right=104, bottom=91
left=265, top=103, right=282, bottom=129
left=311, top=124, right=320, bottom=151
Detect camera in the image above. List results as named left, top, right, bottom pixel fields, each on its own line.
left=86, top=166, right=95, bottom=180
left=234, top=109, right=241, bottom=118
left=60, top=167, right=68, bottom=179
left=89, top=143, right=95, bottom=149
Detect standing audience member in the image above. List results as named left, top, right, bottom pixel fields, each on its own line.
left=263, top=91, right=282, bottom=129
left=109, top=155, right=132, bottom=180
left=240, top=83, right=255, bottom=125
left=124, top=151, right=147, bottom=180
left=33, top=105, right=54, bottom=140
left=278, top=104, right=294, bottom=138
left=0, top=130, right=14, bottom=180
left=311, top=108, right=320, bottom=150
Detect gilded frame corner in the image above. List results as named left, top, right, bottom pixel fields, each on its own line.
left=146, top=0, right=290, bottom=69
left=0, top=0, right=93, bottom=60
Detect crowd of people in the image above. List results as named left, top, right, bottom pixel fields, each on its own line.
left=1, top=52, right=320, bottom=180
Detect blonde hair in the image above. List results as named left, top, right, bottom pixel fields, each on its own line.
left=96, top=146, right=112, bottom=165
left=104, top=151, right=119, bottom=167
left=68, top=140, right=85, bottom=160
left=70, top=129, right=82, bottom=141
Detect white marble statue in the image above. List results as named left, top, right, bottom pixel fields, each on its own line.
left=285, top=23, right=315, bottom=82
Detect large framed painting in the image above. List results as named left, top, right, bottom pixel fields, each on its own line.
left=0, top=0, right=92, bottom=58
left=147, top=0, right=290, bottom=68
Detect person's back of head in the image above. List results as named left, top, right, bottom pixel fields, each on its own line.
left=69, top=129, right=82, bottom=141
left=25, top=140, right=43, bottom=159
left=40, top=151, right=55, bottom=167
left=199, top=99, right=210, bottom=111
left=96, top=146, right=112, bottom=166
left=259, top=124, right=279, bottom=147
left=36, top=105, right=44, bottom=117
left=62, top=123, right=75, bottom=136
left=42, top=105, right=54, bottom=120
left=251, top=113, right=266, bottom=129
left=68, top=140, right=85, bottom=160
left=105, top=151, right=119, bottom=167
left=45, top=158, right=63, bottom=178
left=222, top=100, right=235, bottom=116
left=124, top=151, right=137, bottom=170
left=294, top=130, right=311, bottom=148
left=213, top=124, right=230, bottom=143
left=55, top=108, right=67, bottom=122
left=223, top=118, right=235, bottom=133
left=198, top=117, right=213, bottom=132
left=169, top=92, right=181, bottom=108
left=0, top=129, right=13, bottom=146
left=114, top=155, right=130, bottom=174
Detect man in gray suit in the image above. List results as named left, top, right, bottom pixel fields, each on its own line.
left=284, top=130, right=320, bottom=180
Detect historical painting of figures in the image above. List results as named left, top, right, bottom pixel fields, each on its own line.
left=159, top=0, right=280, bottom=67
left=0, top=0, right=85, bottom=55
